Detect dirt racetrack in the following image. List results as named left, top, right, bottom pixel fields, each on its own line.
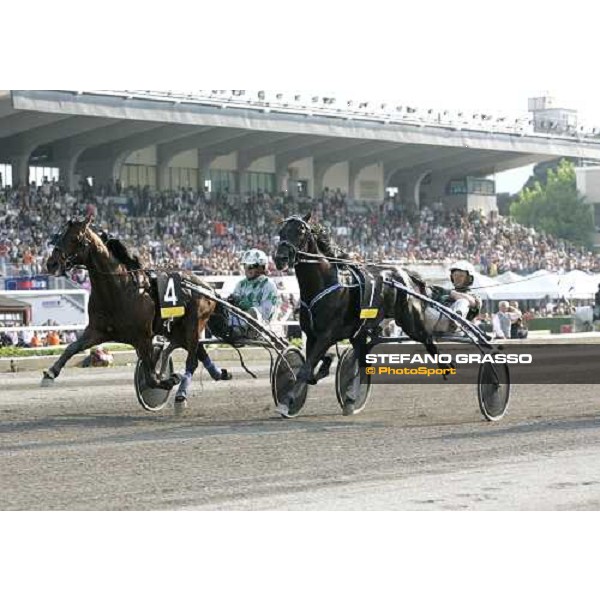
left=2, top=356, right=600, bottom=510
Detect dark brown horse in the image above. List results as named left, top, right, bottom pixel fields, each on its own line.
left=45, top=216, right=229, bottom=409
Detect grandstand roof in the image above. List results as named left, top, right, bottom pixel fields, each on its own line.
left=3, top=90, right=600, bottom=182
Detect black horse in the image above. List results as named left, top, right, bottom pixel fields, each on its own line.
left=274, top=213, right=441, bottom=416
left=45, top=216, right=229, bottom=411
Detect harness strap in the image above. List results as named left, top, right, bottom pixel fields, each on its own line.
left=300, top=283, right=342, bottom=334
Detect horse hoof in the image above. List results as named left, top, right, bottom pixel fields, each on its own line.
left=41, top=371, right=56, bottom=387
left=174, top=398, right=188, bottom=415
left=158, top=374, right=181, bottom=390
left=316, top=365, right=331, bottom=380
left=275, top=402, right=290, bottom=418
left=220, top=369, right=233, bottom=381
left=342, top=400, right=356, bottom=417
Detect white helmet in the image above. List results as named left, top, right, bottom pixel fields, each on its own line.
left=449, top=260, right=476, bottom=277
left=241, top=248, right=269, bottom=266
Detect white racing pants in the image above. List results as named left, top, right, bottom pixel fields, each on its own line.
left=424, top=298, right=471, bottom=334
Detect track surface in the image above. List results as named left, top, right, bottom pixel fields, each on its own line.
left=2, top=361, right=600, bottom=510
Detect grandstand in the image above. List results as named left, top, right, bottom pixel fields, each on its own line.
left=3, top=89, right=600, bottom=345
left=2, top=89, right=600, bottom=215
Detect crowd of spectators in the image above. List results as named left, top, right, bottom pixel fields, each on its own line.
left=2, top=178, right=600, bottom=281
left=0, top=327, right=77, bottom=348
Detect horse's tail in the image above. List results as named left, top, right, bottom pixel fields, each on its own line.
left=403, top=268, right=428, bottom=296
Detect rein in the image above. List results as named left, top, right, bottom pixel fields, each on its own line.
left=54, top=228, right=147, bottom=277
left=279, top=217, right=554, bottom=294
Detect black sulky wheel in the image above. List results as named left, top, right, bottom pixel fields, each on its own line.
left=135, top=341, right=175, bottom=412
left=335, top=347, right=372, bottom=415
left=477, top=353, right=511, bottom=422
left=271, top=346, right=308, bottom=418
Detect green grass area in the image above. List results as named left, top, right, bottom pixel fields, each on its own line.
left=0, top=338, right=305, bottom=358
left=0, top=343, right=134, bottom=358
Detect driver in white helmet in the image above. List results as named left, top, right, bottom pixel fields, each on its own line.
left=426, top=260, right=482, bottom=333
left=228, top=249, right=279, bottom=329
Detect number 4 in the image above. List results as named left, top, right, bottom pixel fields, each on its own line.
left=164, top=278, right=178, bottom=306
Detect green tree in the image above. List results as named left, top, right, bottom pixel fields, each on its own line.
left=509, top=159, right=594, bottom=248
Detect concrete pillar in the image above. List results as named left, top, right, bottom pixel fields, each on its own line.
left=275, top=168, right=288, bottom=195
left=238, top=170, right=248, bottom=195
left=10, top=155, right=30, bottom=186
left=348, top=162, right=364, bottom=199
left=197, top=153, right=214, bottom=193
left=385, top=167, right=430, bottom=211
left=275, top=157, right=293, bottom=196
left=157, top=160, right=170, bottom=191
left=313, top=161, right=332, bottom=198
left=409, top=171, right=432, bottom=210
left=55, top=155, right=79, bottom=191
left=111, top=153, right=127, bottom=185
left=237, top=150, right=248, bottom=194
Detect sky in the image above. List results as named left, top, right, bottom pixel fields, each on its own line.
left=5, top=0, right=600, bottom=196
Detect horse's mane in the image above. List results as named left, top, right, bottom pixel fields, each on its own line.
left=310, top=224, right=349, bottom=259
left=89, top=225, right=143, bottom=272
left=106, top=238, right=143, bottom=272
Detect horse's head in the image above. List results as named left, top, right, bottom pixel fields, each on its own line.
left=47, top=216, right=94, bottom=276
left=275, top=212, right=313, bottom=270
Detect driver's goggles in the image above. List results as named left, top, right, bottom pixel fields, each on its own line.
left=245, top=264, right=261, bottom=269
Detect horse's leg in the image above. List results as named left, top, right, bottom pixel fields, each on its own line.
left=196, top=343, right=232, bottom=381
left=42, top=328, right=107, bottom=383
left=137, top=337, right=181, bottom=391
left=277, top=332, right=333, bottom=416
left=314, top=353, right=334, bottom=382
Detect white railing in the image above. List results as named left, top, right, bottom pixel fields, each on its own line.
left=0, top=289, right=89, bottom=334
left=71, top=89, right=600, bottom=142
left=0, top=285, right=301, bottom=346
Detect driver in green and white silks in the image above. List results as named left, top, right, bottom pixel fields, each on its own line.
left=426, top=260, right=482, bottom=333
left=228, top=249, right=279, bottom=334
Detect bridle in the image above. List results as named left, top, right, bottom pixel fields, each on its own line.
left=276, top=216, right=321, bottom=267
left=51, top=224, right=90, bottom=273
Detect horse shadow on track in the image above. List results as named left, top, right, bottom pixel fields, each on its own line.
left=0, top=412, right=156, bottom=433
left=0, top=413, right=387, bottom=454
left=441, top=415, right=600, bottom=441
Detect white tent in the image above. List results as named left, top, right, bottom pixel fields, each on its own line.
left=482, top=270, right=561, bottom=301
left=471, top=272, right=496, bottom=301
left=557, top=270, right=600, bottom=300
left=495, top=272, right=524, bottom=285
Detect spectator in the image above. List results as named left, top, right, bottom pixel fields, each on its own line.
left=46, top=331, right=61, bottom=346
left=29, top=332, right=42, bottom=348
left=511, top=316, right=528, bottom=339
left=594, top=284, right=600, bottom=321
left=492, top=301, right=512, bottom=339
left=507, top=301, right=522, bottom=336
left=2, top=183, right=600, bottom=277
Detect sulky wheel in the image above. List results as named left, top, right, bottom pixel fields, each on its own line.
left=271, top=346, right=308, bottom=418
left=477, top=354, right=511, bottom=422
left=335, top=347, right=372, bottom=416
left=135, top=341, right=175, bottom=412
